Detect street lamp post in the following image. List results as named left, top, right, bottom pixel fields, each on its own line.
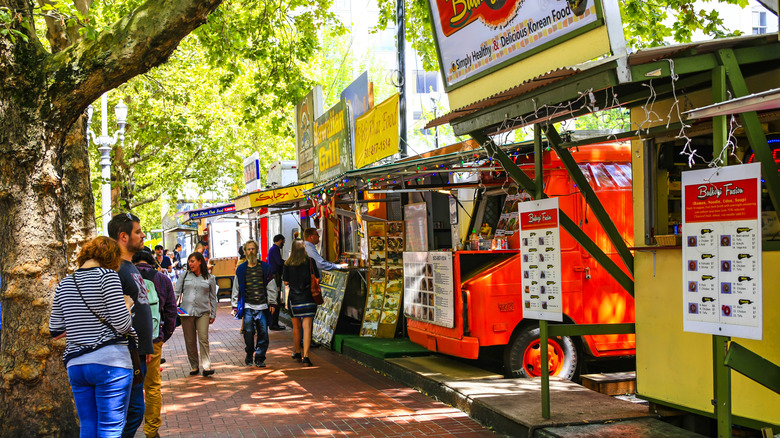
left=86, top=93, right=128, bottom=236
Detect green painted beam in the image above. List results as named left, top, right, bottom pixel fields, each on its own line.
left=547, top=323, right=635, bottom=337
left=717, top=48, right=780, bottom=213
left=725, top=342, right=780, bottom=395
left=473, top=131, right=635, bottom=296
left=545, top=126, right=634, bottom=275
left=534, top=124, right=543, bottom=198
left=630, top=43, right=780, bottom=80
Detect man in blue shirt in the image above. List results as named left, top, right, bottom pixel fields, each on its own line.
left=267, top=234, right=286, bottom=331
left=303, top=228, right=347, bottom=272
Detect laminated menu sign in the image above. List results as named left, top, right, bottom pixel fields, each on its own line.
left=360, top=221, right=405, bottom=337
left=518, top=198, right=563, bottom=322
left=312, top=270, right=349, bottom=347
left=495, top=192, right=531, bottom=236
left=682, top=163, right=762, bottom=340
left=403, top=252, right=454, bottom=328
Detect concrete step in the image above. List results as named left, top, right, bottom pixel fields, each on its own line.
left=537, top=417, right=706, bottom=437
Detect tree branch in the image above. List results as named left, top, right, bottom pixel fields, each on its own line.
left=129, top=193, right=160, bottom=209
left=46, top=0, right=223, bottom=128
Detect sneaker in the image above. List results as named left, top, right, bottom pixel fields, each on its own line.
left=245, top=353, right=253, bottom=366
left=302, top=357, right=313, bottom=367
left=269, top=324, right=286, bottom=331
left=291, top=352, right=302, bottom=362
left=254, top=360, right=266, bottom=367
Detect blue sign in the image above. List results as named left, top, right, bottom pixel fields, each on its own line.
left=340, top=72, right=369, bottom=154
left=187, top=204, right=236, bottom=220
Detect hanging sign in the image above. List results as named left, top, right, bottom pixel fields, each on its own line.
left=428, top=0, right=602, bottom=89
left=496, top=192, right=532, bottom=236
left=354, top=94, right=400, bottom=169
left=403, top=251, right=455, bottom=328
left=682, top=163, right=762, bottom=340
left=233, top=183, right=313, bottom=211
left=186, top=204, right=235, bottom=221
left=295, top=87, right=323, bottom=182
left=518, top=198, right=563, bottom=322
left=314, top=99, right=353, bottom=183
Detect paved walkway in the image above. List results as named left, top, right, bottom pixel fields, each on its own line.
left=146, top=302, right=501, bottom=438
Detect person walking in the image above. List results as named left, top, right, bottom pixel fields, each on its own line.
left=172, top=243, right=183, bottom=280
left=175, top=251, right=218, bottom=376
left=282, top=241, right=319, bottom=367
left=267, top=234, right=286, bottom=331
left=107, top=212, right=154, bottom=438
left=49, top=236, right=136, bottom=437
left=132, top=250, right=177, bottom=438
left=231, top=240, right=272, bottom=367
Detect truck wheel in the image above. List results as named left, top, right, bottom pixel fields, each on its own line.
left=504, top=326, right=578, bottom=380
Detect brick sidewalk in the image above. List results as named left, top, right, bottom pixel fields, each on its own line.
left=146, top=302, right=501, bottom=438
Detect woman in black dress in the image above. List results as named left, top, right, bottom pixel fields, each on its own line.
left=282, top=241, right=319, bottom=366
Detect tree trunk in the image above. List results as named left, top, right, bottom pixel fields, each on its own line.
left=0, top=0, right=223, bottom=434
left=0, top=37, right=79, bottom=437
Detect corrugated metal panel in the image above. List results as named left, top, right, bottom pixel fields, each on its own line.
left=425, top=34, right=775, bottom=130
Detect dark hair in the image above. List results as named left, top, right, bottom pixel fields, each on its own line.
left=187, top=252, right=210, bottom=279
left=77, top=236, right=122, bottom=270
left=273, top=234, right=285, bottom=243
left=238, top=246, right=245, bottom=258
left=175, top=243, right=182, bottom=250
left=107, top=212, right=140, bottom=240
left=154, top=245, right=163, bottom=251
left=132, top=249, right=157, bottom=266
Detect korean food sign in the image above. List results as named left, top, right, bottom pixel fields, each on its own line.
left=429, top=0, right=602, bottom=89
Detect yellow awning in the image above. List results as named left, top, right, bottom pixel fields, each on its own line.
left=234, top=183, right=313, bottom=211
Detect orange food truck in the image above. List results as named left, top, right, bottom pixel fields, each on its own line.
left=405, top=143, right=635, bottom=379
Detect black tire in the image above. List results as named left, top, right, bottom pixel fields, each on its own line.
left=503, top=325, right=579, bottom=380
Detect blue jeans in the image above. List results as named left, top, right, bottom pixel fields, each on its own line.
left=243, top=308, right=269, bottom=361
left=68, top=364, right=133, bottom=437
left=121, top=357, right=147, bottom=438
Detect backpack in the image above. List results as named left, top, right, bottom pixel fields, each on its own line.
left=140, top=269, right=161, bottom=339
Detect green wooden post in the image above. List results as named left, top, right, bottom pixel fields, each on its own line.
left=540, top=320, right=551, bottom=419
left=713, top=335, right=732, bottom=438
left=711, top=60, right=731, bottom=438
left=534, top=124, right=543, bottom=199
left=535, top=124, right=551, bottom=419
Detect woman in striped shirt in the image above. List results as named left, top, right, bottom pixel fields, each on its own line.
left=50, top=236, right=136, bottom=437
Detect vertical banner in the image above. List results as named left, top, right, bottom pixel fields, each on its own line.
left=404, top=202, right=429, bottom=251
left=313, top=99, right=353, bottom=184
left=682, top=163, right=762, bottom=340
left=518, top=198, right=563, bottom=322
left=354, top=94, right=400, bottom=169
left=361, top=222, right=388, bottom=336
left=295, top=86, right=323, bottom=182
left=341, top=72, right=370, bottom=156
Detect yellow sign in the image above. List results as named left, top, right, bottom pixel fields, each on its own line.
left=234, top=183, right=313, bottom=210
left=354, top=94, right=399, bottom=169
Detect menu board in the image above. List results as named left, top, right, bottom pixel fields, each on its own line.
left=360, top=222, right=405, bottom=337
left=518, top=198, right=563, bottom=322
left=403, top=252, right=455, bottom=328
left=312, top=270, right=349, bottom=347
left=496, top=192, right=531, bottom=236
left=682, top=163, right=762, bottom=340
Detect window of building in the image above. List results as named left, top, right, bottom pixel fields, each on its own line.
left=752, top=9, right=767, bottom=34
left=415, top=71, right=439, bottom=94
left=413, top=111, right=432, bottom=135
